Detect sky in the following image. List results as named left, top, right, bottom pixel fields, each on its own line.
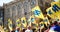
left=0, top=0, right=59, bottom=6
left=0, top=0, right=14, bottom=6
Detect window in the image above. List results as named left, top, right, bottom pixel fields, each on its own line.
left=23, top=1, right=28, bottom=15
left=6, top=8, right=10, bottom=17
left=17, top=2, right=22, bottom=16
left=31, top=0, right=36, bottom=8
left=24, top=12, right=27, bottom=15
left=12, top=6, right=16, bottom=11
left=23, top=1, right=28, bottom=8
left=17, top=4, right=21, bottom=10
left=7, top=8, right=10, bottom=12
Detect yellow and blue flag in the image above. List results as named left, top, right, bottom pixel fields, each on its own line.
left=8, top=18, right=12, bottom=31
left=46, top=7, right=57, bottom=19
left=21, top=17, right=27, bottom=27
left=51, top=2, right=60, bottom=12
left=16, top=18, right=21, bottom=27
left=51, top=2, right=60, bottom=19
left=32, top=6, right=44, bottom=19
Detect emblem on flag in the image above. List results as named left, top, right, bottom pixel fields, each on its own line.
left=32, top=6, right=44, bottom=19
left=34, top=10, right=40, bottom=16
left=48, top=10, right=52, bottom=15
left=31, top=18, right=34, bottom=22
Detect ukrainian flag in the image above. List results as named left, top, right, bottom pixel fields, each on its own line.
left=21, top=17, right=27, bottom=27
left=32, top=6, right=44, bottom=19
left=8, top=18, right=12, bottom=31
left=16, top=18, right=21, bottom=27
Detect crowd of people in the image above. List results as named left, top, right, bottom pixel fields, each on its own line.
left=2, top=18, right=60, bottom=32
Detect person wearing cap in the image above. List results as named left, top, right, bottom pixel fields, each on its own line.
left=25, top=26, right=33, bottom=32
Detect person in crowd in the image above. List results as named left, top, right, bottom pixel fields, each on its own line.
left=54, top=20, right=60, bottom=32
left=22, top=28, right=26, bottom=32
left=48, top=21, right=60, bottom=32
left=11, top=24, right=16, bottom=32
left=32, top=29, right=35, bottom=32
left=25, top=26, right=33, bottom=32
left=15, top=27, right=20, bottom=32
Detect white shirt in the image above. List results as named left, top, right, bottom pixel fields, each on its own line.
left=25, top=29, right=33, bottom=32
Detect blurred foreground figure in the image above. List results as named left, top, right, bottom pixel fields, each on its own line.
left=0, top=26, right=4, bottom=32
left=49, top=21, right=60, bottom=32
left=25, top=26, right=33, bottom=32
left=15, top=27, right=20, bottom=32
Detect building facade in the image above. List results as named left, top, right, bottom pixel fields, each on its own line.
left=3, top=0, right=54, bottom=27
left=3, top=0, right=38, bottom=27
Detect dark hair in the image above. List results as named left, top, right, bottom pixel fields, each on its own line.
left=39, top=18, right=43, bottom=22
left=53, top=21, right=58, bottom=25
left=17, top=28, right=20, bottom=31
left=23, top=29, right=26, bottom=32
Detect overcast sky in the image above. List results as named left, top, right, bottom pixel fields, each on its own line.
left=0, top=0, right=14, bottom=6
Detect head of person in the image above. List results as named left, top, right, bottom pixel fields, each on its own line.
left=27, top=26, right=31, bottom=30
left=53, top=21, right=58, bottom=25
left=57, top=21, right=60, bottom=26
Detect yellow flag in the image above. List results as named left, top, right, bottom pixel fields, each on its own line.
left=46, top=7, right=57, bottom=19
left=44, top=16, right=50, bottom=26
left=8, top=18, right=12, bottom=31
left=51, top=2, right=60, bottom=7
left=39, top=21, right=44, bottom=29
left=54, top=11, right=60, bottom=19
left=16, top=18, right=21, bottom=27
left=21, top=17, right=27, bottom=27
left=51, top=2, right=60, bottom=12
left=51, top=2, right=60, bottom=19
left=29, top=15, right=36, bottom=23
left=32, top=6, right=44, bottom=19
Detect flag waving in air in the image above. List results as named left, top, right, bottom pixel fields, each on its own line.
left=21, top=17, right=27, bottom=27
left=28, top=15, right=36, bottom=26
left=46, top=7, right=57, bottom=19
left=51, top=2, right=60, bottom=12
left=28, top=15, right=36, bottom=23
left=32, top=6, right=44, bottom=19
left=8, top=18, right=12, bottom=31
left=16, top=18, right=21, bottom=27
left=51, top=2, right=60, bottom=19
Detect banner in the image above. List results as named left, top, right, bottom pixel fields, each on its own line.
left=32, top=6, right=44, bottom=19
